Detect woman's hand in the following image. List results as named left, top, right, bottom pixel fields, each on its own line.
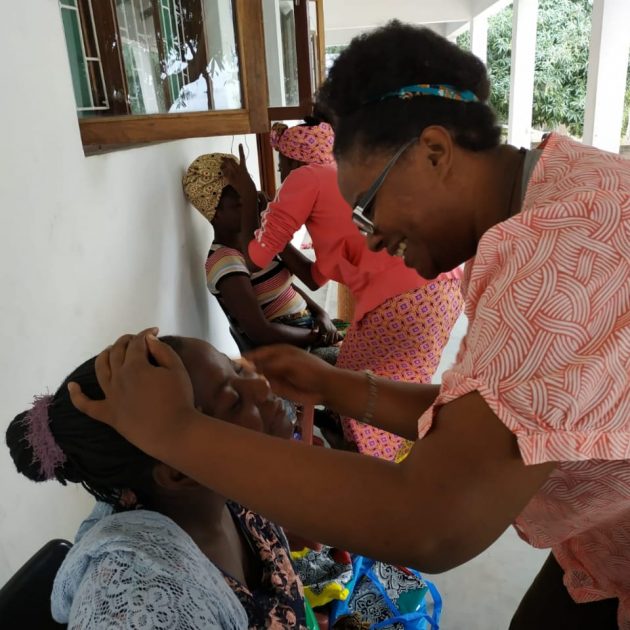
left=68, top=329, right=196, bottom=457
left=312, top=310, right=343, bottom=346
left=245, top=344, right=337, bottom=406
left=221, top=144, right=257, bottom=203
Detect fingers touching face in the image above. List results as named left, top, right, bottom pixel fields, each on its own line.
left=174, top=337, right=294, bottom=439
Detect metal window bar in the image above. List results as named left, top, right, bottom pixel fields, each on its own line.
left=128, top=0, right=144, bottom=112
left=59, top=1, right=109, bottom=112
left=160, top=0, right=184, bottom=97
left=159, top=1, right=173, bottom=97
left=85, top=0, right=110, bottom=109
left=117, top=0, right=145, bottom=113
left=175, top=0, right=189, bottom=85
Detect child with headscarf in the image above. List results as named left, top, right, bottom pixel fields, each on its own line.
left=183, top=152, right=341, bottom=361
left=222, top=120, right=463, bottom=461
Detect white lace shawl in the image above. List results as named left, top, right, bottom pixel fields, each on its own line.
left=51, top=502, right=248, bottom=629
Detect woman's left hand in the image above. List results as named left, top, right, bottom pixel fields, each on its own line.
left=221, top=144, right=257, bottom=202
left=68, top=329, right=196, bottom=457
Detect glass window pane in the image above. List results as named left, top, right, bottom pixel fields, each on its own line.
left=262, top=0, right=299, bottom=107
left=116, top=0, right=242, bottom=114
left=116, top=0, right=167, bottom=114
left=60, top=0, right=243, bottom=117
left=198, top=0, right=242, bottom=110
left=61, top=7, right=92, bottom=109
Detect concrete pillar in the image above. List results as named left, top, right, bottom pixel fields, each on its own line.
left=261, top=0, right=287, bottom=107
left=583, top=0, right=630, bottom=153
left=507, top=0, right=538, bottom=148
left=470, top=14, right=488, bottom=66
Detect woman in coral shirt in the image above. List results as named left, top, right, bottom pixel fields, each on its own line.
left=223, top=121, right=462, bottom=461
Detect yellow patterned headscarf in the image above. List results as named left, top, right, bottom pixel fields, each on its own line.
left=182, top=153, right=237, bottom=222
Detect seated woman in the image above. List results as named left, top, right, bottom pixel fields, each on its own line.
left=6, top=336, right=307, bottom=628
left=183, top=153, right=342, bottom=363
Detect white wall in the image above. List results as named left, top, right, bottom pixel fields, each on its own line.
left=0, top=0, right=257, bottom=584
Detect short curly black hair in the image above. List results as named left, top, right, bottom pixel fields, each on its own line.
left=316, top=21, right=501, bottom=158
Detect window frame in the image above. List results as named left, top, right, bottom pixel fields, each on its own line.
left=258, top=0, right=325, bottom=198
left=70, top=0, right=270, bottom=154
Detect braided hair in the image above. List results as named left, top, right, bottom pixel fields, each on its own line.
left=316, top=20, right=501, bottom=159
left=6, top=337, right=182, bottom=510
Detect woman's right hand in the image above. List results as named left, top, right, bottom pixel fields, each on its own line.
left=68, top=330, right=197, bottom=459
left=245, top=345, right=337, bottom=406
left=221, top=144, right=257, bottom=202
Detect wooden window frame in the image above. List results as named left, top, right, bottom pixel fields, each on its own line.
left=76, top=0, right=269, bottom=154
left=258, top=0, right=325, bottom=198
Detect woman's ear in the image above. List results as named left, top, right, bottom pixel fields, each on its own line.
left=420, top=126, right=453, bottom=174
left=152, top=462, right=198, bottom=490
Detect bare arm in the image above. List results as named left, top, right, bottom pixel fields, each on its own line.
left=218, top=275, right=317, bottom=348
left=173, top=393, right=553, bottom=572
left=223, top=146, right=319, bottom=275
left=293, top=287, right=343, bottom=346
left=280, top=244, right=320, bottom=291
left=70, top=334, right=555, bottom=573
left=246, top=344, right=438, bottom=440
left=238, top=190, right=261, bottom=271
left=220, top=146, right=262, bottom=271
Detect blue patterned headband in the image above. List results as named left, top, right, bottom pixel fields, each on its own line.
left=378, top=83, right=479, bottom=103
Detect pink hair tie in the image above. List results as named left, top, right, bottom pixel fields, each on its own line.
left=23, top=394, right=67, bottom=481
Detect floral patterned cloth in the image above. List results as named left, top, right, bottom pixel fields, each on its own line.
left=225, top=503, right=307, bottom=629
left=291, top=546, right=353, bottom=608
left=270, top=121, right=335, bottom=165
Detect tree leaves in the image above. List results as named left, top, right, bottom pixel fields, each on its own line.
left=459, top=0, right=630, bottom=138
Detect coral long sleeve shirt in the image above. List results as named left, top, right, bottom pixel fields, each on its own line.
left=248, top=163, right=459, bottom=322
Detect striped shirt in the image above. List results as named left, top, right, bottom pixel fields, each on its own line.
left=206, top=245, right=307, bottom=321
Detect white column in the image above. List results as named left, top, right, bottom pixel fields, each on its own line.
left=507, top=0, right=538, bottom=149
left=583, top=0, right=630, bottom=153
left=261, top=0, right=286, bottom=107
left=470, top=14, right=488, bottom=66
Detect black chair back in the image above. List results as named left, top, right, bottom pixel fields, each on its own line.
left=0, top=539, right=72, bottom=629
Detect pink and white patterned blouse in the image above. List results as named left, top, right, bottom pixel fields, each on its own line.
left=418, top=134, right=630, bottom=627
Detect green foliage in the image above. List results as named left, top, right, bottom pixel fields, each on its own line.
left=459, top=0, right=630, bottom=138
left=325, top=45, right=348, bottom=55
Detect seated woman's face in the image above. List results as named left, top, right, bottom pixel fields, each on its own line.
left=212, top=186, right=242, bottom=234
left=174, top=337, right=293, bottom=439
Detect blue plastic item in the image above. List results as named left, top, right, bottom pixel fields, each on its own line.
left=329, top=556, right=442, bottom=630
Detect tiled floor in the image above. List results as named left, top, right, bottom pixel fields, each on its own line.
left=431, top=527, right=547, bottom=629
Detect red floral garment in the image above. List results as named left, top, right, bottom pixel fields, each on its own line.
left=224, top=503, right=307, bottom=629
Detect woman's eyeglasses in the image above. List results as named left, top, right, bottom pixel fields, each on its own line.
left=352, top=138, right=417, bottom=236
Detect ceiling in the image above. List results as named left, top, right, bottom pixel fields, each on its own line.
left=323, top=0, right=511, bottom=46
